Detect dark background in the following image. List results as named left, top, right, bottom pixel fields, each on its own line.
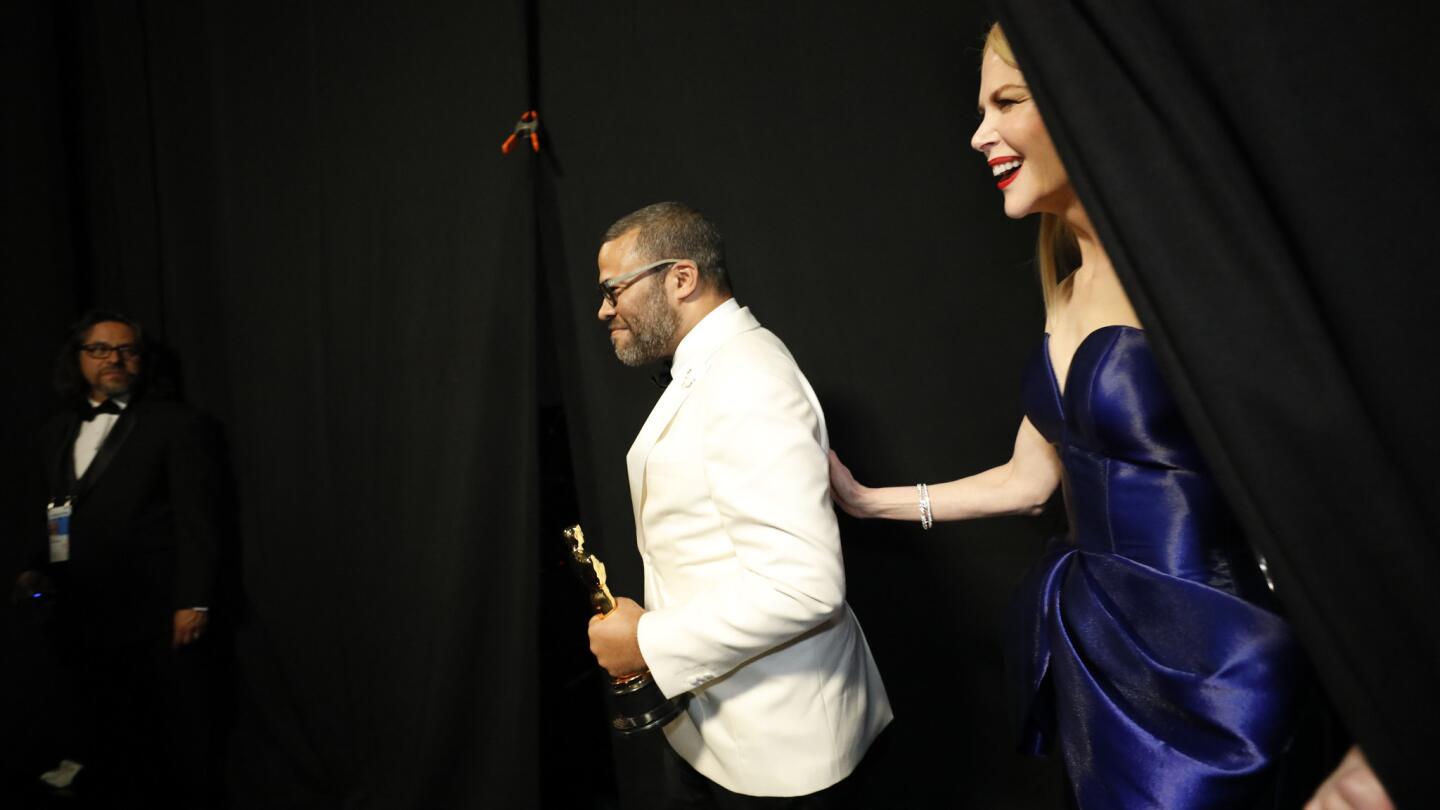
left=4, top=1, right=1061, bottom=807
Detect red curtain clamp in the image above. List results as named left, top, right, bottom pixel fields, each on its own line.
left=500, top=110, right=541, bottom=154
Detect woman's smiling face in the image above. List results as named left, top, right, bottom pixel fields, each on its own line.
left=971, top=49, right=1076, bottom=220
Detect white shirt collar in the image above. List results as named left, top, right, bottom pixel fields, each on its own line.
left=87, top=395, right=130, bottom=410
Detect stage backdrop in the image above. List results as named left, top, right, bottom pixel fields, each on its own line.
left=3, top=1, right=1068, bottom=807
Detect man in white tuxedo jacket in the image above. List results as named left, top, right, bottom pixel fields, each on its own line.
left=587, top=202, right=891, bottom=806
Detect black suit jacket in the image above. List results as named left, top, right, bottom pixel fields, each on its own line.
left=36, top=396, right=227, bottom=647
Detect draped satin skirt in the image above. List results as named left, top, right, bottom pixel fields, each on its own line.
left=1007, top=542, right=1304, bottom=809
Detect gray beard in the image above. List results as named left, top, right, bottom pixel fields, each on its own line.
left=614, top=281, right=679, bottom=367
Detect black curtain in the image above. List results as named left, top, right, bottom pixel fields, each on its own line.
left=994, top=1, right=1440, bottom=806
left=208, top=4, right=541, bottom=805
left=0, top=0, right=84, bottom=784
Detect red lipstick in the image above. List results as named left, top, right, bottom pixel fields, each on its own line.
left=989, top=155, right=1023, bottom=190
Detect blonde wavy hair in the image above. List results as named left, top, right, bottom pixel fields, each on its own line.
left=985, top=23, right=1078, bottom=316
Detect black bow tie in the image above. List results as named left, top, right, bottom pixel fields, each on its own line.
left=650, top=366, right=673, bottom=389
left=80, top=400, right=122, bottom=422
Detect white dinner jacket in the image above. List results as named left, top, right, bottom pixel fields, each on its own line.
left=630, top=300, right=892, bottom=797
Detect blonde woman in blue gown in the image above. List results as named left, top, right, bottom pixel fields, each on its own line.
left=829, top=25, right=1303, bottom=810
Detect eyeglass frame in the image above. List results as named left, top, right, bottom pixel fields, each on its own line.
left=598, top=258, right=683, bottom=307
left=78, top=342, right=143, bottom=361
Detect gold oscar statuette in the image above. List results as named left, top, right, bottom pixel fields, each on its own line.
left=563, top=525, right=689, bottom=735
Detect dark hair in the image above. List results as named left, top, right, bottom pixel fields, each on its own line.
left=52, top=309, right=152, bottom=402
left=603, top=202, right=732, bottom=295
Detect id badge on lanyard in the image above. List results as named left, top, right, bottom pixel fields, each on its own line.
left=47, top=499, right=73, bottom=563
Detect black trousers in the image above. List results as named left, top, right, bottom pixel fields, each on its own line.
left=51, top=619, right=226, bottom=809
left=658, top=732, right=883, bottom=810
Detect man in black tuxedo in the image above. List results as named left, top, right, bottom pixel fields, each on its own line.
left=16, top=310, right=229, bottom=807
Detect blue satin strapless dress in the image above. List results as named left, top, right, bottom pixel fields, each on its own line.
left=1009, top=326, right=1302, bottom=809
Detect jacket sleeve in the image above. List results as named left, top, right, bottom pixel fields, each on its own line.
left=168, top=411, right=230, bottom=611
left=635, top=350, right=846, bottom=697
left=20, top=423, right=60, bottom=573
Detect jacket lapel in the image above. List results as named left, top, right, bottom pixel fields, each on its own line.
left=624, top=305, right=762, bottom=552
left=50, top=413, right=81, bottom=500
left=74, top=405, right=139, bottom=503
left=626, top=380, right=693, bottom=553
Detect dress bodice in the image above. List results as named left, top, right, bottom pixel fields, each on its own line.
left=1020, top=325, right=1267, bottom=597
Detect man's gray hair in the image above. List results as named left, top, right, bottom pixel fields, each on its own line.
left=603, top=202, right=732, bottom=295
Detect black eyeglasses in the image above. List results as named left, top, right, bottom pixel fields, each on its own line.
left=598, top=259, right=681, bottom=307
left=79, top=343, right=142, bottom=361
